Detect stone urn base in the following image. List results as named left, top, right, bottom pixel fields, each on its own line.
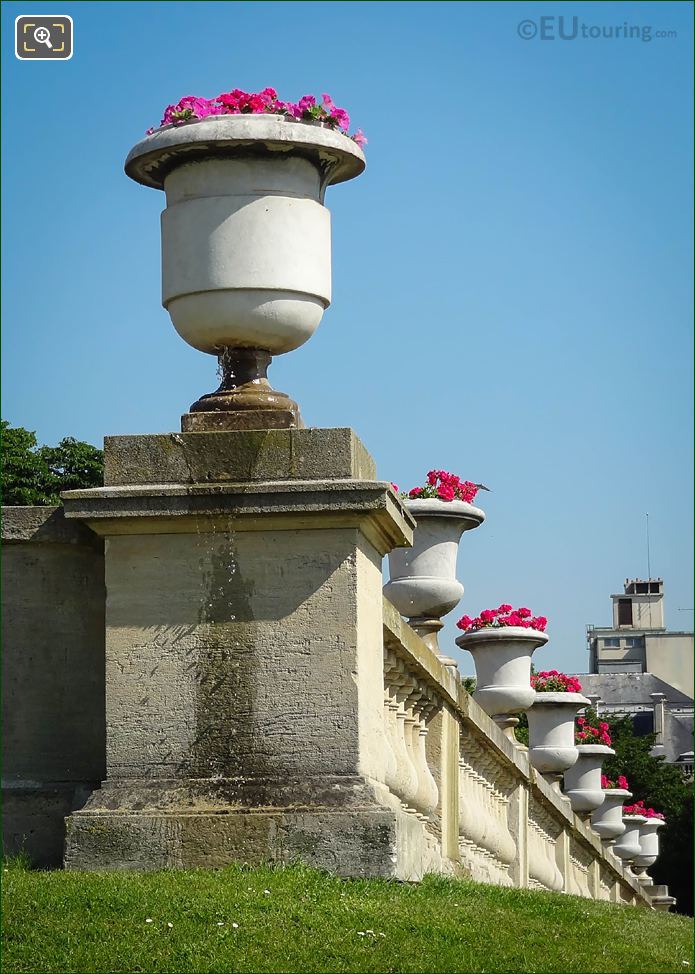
left=182, top=348, right=302, bottom=432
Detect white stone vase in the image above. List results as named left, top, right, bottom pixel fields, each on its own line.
left=124, top=114, right=365, bottom=423
left=562, top=744, right=615, bottom=813
left=526, top=692, right=590, bottom=775
left=613, top=813, right=648, bottom=864
left=384, top=498, right=485, bottom=652
left=455, top=626, right=547, bottom=718
left=125, top=114, right=364, bottom=355
left=590, top=788, right=632, bottom=842
left=634, top=818, right=666, bottom=882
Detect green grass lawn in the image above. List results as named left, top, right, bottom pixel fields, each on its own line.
left=1, top=859, right=692, bottom=973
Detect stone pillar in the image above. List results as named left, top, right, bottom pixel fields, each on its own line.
left=650, top=692, right=667, bottom=747
left=426, top=704, right=461, bottom=863
left=509, top=780, right=529, bottom=887
left=63, top=428, right=419, bottom=876
left=1, top=507, right=105, bottom=865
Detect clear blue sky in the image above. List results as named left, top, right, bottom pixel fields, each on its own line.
left=2, top=1, right=693, bottom=675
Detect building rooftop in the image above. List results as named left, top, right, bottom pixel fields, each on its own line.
left=569, top=672, right=693, bottom=707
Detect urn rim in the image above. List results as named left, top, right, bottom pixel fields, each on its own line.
left=405, top=497, right=486, bottom=527
left=528, top=691, right=591, bottom=706
left=455, top=625, right=548, bottom=650
left=639, top=818, right=666, bottom=830
left=575, top=744, right=615, bottom=756
left=622, top=813, right=648, bottom=824
left=601, top=788, right=632, bottom=800
left=125, top=113, right=366, bottom=190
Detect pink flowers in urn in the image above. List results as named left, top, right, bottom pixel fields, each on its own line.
left=576, top=716, right=612, bottom=746
left=147, top=87, right=367, bottom=147
left=531, top=670, right=582, bottom=693
left=456, top=605, right=548, bottom=633
left=602, top=774, right=630, bottom=790
left=404, top=470, right=480, bottom=504
left=624, top=800, right=665, bottom=820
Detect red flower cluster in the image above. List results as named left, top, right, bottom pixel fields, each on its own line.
left=576, top=716, right=612, bottom=746
left=405, top=470, right=479, bottom=504
left=456, top=605, right=548, bottom=633
left=624, top=801, right=665, bottom=820
left=531, top=670, right=582, bottom=693
left=602, top=774, right=629, bottom=790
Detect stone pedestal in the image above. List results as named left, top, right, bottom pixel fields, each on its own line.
left=62, top=428, right=423, bottom=876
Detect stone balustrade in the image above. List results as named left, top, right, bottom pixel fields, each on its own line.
left=382, top=598, right=657, bottom=905
left=0, top=430, right=672, bottom=908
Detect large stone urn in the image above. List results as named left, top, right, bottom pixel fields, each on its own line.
left=633, top=818, right=666, bottom=884
left=590, top=788, right=632, bottom=843
left=526, top=692, right=590, bottom=782
left=455, top=627, right=546, bottom=730
left=384, top=499, right=485, bottom=655
left=124, top=114, right=365, bottom=430
left=562, top=744, right=615, bottom=814
left=613, top=813, right=648, bottom=865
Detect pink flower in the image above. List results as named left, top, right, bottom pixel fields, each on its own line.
left=285, top=102, right=303, bottom=119
left=409, top=487, right=423, bottom=498
left=498, top=604, right=513, bottom=614
left=437, top=483, right=456, bottom=501
left=145, top=127, right=155, bottom=135
left=617, top=775, right=629, bottom=790
left=150, top=87, right=364, bottom=145
left=456, top=615, right=473, bottom=631
left=390, top=483, right=399, bottom=493
left=330, top=107, right=350, bottom=131
left=517, top=607, right=532, bottom=619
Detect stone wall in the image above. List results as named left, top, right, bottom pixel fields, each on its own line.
left=0, top=446, right=664, bottom=905
left=1, top=507, right=106, bottom=865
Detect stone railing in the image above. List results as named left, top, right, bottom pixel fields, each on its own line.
left=0, top=431, right=673, bottom=907
left=382, top=598, right=655, bottom=906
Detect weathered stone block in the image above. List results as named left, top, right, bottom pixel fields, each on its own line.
left=103, top=428, right=376, bottom=486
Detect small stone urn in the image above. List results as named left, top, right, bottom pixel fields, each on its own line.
left=613, top=813, right=648, bottom=865
left=526, top=692, right=590, bottom=781
left=125, top=114, right=365, bottom=431
left=563, top=744, right=615, bottom=814
left=633, top=818, right=666, bottom=884
left=455, top=627, right=547, bottom=731
left=590, top=788, right=632, bottom=843
left=384, top=498, right=485, bottom=655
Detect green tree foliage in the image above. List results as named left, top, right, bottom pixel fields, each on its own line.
left=1, top=421, right=103, bottom=505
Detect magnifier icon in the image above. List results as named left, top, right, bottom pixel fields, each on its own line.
left=34, top=26, right=53, bottom=49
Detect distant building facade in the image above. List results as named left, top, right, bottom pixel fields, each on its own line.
left=587, top=578, right=693, bottom=697
left=575, top=578, right=693, bottom=773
